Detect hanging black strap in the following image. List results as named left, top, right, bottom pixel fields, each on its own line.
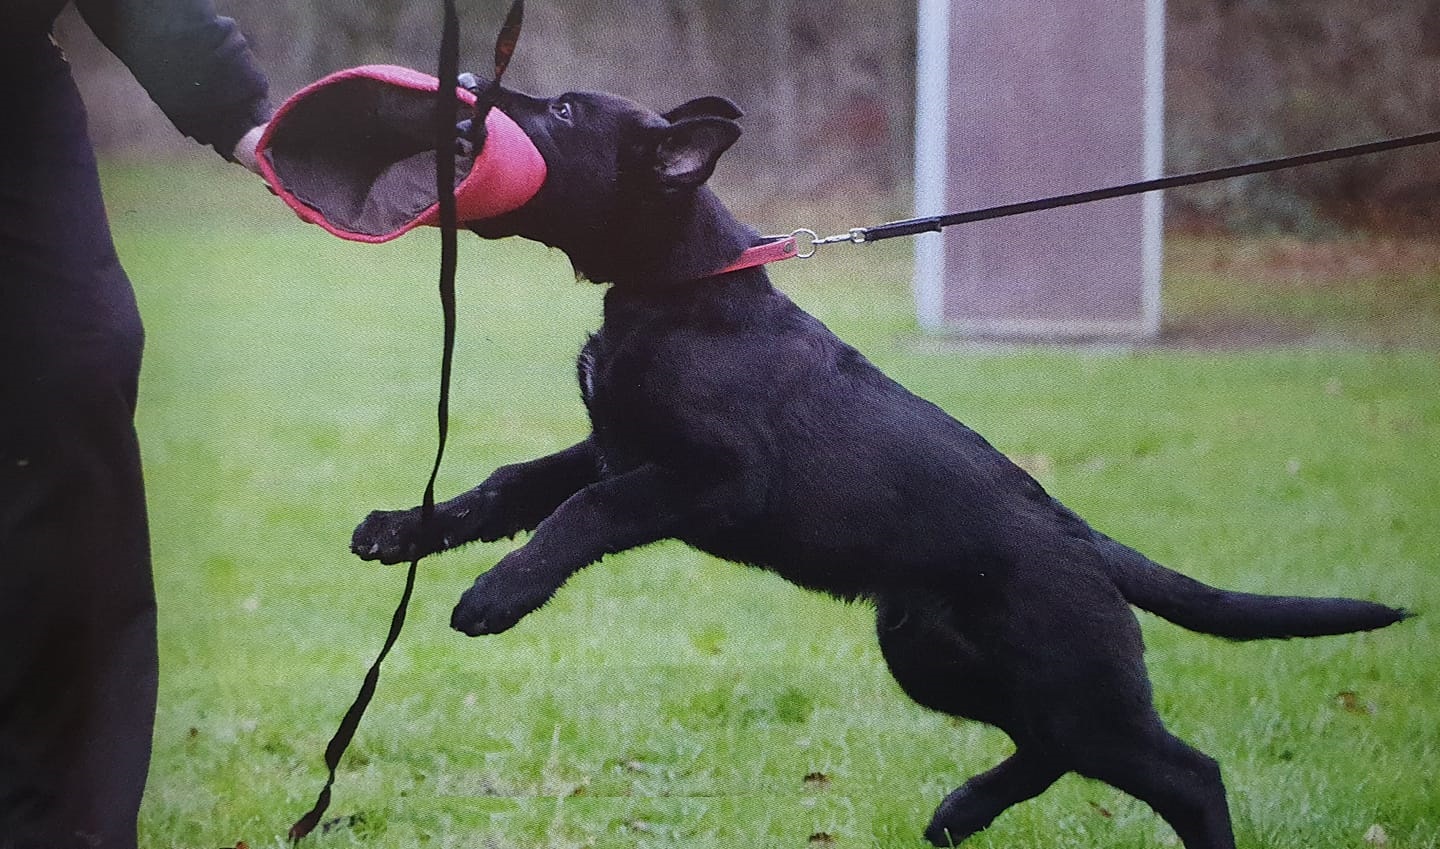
left=284, top=559, right=418, bottom=842
left=857, top=128, right=1440, bottom=243
left=287, top=0, right=523, bottom=841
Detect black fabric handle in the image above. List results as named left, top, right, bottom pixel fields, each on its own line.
left=286, top=562, right=418, bottom=841
left=428, top=0, right=462, bottom=527
left=861, top=128, right=1440, bottom=242
left=287, top=0, right=475, bottom=841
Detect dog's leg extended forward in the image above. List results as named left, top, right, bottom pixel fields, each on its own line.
left=924, top=750, right=1064, bottom=846
left=351, top=439, right=600, bottom=564
left=450, top=463, right=706, bottom=636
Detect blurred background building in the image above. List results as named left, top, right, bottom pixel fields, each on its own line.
left=913, top=0, right=1166, bottom=339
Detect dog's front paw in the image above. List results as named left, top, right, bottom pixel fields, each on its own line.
left=351, top=507, right=444, bottom=565
left=449, top=564, right=554, bottom=636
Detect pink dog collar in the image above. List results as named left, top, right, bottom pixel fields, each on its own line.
left=709, top=234, right=802, bottom=276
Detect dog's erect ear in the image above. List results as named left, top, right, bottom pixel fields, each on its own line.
left=662, top=95, right=743, bottom=123
left=651, top=117, right=742, bottom=190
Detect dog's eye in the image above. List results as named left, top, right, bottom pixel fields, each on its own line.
left=550, top=100, right=573, bottom=124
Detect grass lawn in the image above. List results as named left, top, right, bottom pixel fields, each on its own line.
left=102, top=160, right=1439, bottom=848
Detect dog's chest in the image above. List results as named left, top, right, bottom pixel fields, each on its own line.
left=576, top=334, right=600, bottom=405
left=574, top=331, right=644, bottom=473
left=575, top=325, right=656, bottom=413
left=574, top=318, right=700, bottom=477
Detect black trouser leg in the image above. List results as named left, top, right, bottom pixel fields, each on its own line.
left=1, top=36, right=155, bottom=849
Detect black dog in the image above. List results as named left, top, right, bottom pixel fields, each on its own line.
left=350, top=83, right=1409, bottom=849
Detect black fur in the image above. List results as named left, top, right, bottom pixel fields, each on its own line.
left=351, top=82, right=1410, bottom=848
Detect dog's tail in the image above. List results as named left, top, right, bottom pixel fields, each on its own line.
left=1095, top=533, right=1411, bottom=640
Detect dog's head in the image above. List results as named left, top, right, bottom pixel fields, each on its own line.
left=470, top=81, right=750, bottom=283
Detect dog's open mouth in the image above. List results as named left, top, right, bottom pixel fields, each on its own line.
left=258, top=65, right=546, bottom=242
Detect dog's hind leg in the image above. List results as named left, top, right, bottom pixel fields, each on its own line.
left=1067, top=726, right=1235, bottom=849
left=1011, top=577, right=1238, bottom=849
left=1022, top=642, right=1236, bottom=848
left=875, top=595, right=1063, bottom=846
left=923, top=749, right=1064, bottom=847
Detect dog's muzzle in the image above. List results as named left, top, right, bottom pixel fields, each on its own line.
left=256, top=65, right=546, bottom=243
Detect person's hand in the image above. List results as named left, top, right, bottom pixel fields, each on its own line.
left=232, top=124, right=267, bottom=175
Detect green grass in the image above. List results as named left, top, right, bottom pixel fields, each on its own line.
left=102, top=160, right=1440, bottom=848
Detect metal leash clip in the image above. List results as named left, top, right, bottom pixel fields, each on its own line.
left=788, top=227, right=868, bottom=258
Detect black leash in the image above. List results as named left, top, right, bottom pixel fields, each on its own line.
left=287, top=0, right=523, bottom=841
left=797, top=128, right=1440, bottom=250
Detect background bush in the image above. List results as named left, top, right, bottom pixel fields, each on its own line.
left=58, top=0, right=1440, bottom=234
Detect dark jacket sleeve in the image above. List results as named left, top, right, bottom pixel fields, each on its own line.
left=74, top=0, right=271, bottom=160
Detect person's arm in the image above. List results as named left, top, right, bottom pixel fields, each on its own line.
left=75, top=0, right=271, bottom=163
